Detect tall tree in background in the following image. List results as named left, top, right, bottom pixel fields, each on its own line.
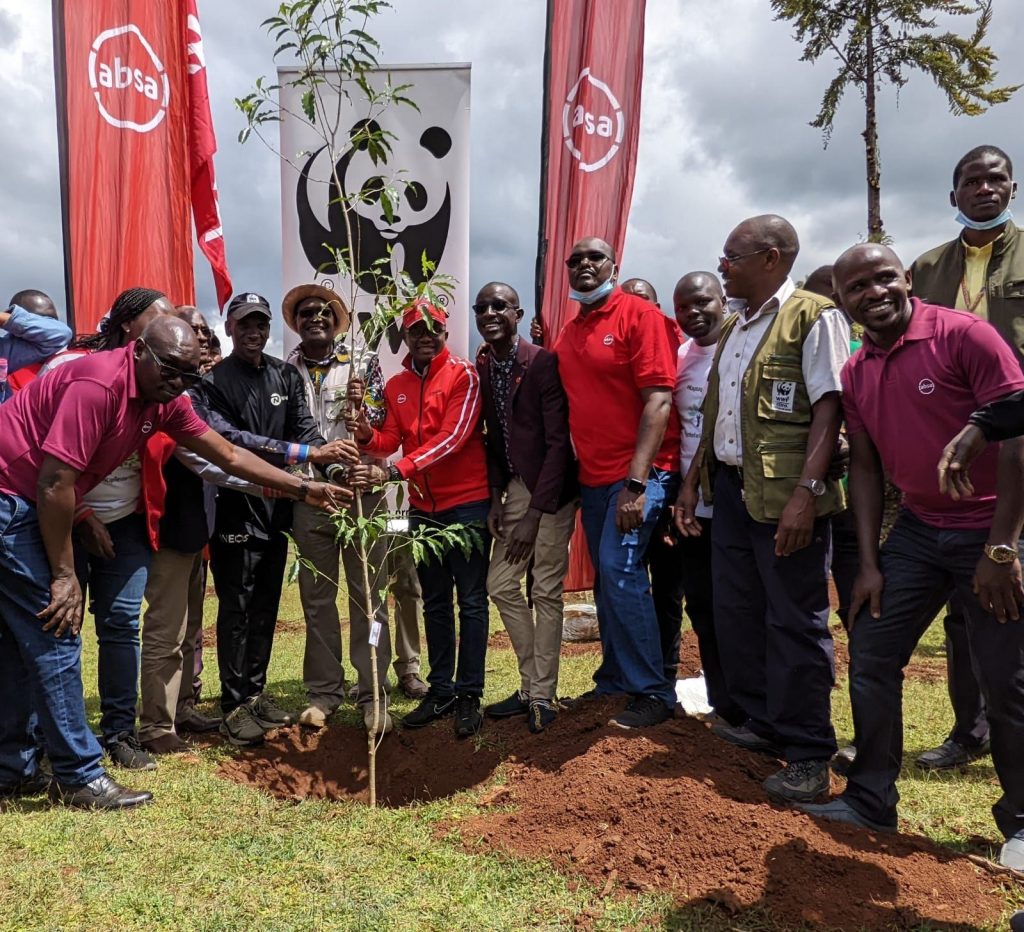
left=772, top=0, right=1018, bottom=241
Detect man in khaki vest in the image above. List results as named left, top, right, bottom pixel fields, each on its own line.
left=678, top=214, right=849, bottom=805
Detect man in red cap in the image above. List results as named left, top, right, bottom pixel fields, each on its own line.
left=348, top=300, right=491, bottom=738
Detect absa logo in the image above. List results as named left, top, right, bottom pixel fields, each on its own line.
left=562, top=68, right=625, bottom=173
left=88, top=24, right=170, bottom=134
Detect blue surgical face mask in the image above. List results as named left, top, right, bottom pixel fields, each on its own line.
left=955, top=207, right=1013, bottom=231
left=569, top=278, right=616, bottom=305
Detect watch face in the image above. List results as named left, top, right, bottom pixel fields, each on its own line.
left=989, top=544, right=1018, bottom=563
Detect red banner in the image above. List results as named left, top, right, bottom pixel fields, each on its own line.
left=53, top=0, right=228, bottom=332
left=536, top=0, right=647, bottom=591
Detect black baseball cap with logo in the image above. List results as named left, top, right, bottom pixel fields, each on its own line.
left=226, top=292, right=272, bottom=321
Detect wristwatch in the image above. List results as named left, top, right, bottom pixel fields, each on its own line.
left=298, top=478, right=311, bottom=502
left=387, top=464, right=402, bottom=482
left=983, top=543, right=1018, bottom=564
left=797, top=478, right=826, bottom=497
left=624, top=477, right=646, bottom=495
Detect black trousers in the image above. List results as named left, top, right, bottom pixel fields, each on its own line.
left=842, top=511, right=1024, bottom=838
left=209, top=533, right=288, bottom=714
left=830, top=507, right=860, bottom=631
left=711, top=469, right=837, bottom=763
left=943, top=595, right=990, bottom=748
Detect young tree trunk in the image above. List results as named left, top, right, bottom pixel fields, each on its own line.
left=353, top=492, right=381, bottom=809
left=863, top=4, right=884, bottom=241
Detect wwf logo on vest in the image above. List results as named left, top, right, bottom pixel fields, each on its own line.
left=770, top=380, right=796, bottom=414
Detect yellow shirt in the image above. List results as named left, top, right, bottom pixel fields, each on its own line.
left=954, top=239, right=994, bottom=320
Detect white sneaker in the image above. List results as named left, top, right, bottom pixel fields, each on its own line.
left=362, top=705, right=393, bottom=736
left=298, top=704, right=328, bottom=729
left=1000, top=829, right=1024, bottom=871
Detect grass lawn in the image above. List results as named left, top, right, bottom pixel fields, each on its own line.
left=0, top=576, right=1021, bottom=931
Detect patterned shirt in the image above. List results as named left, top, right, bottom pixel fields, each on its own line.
left=489, top=338, right=519, bottom=471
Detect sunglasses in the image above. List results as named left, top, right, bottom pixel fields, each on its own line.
left=718, top=247, right=772, bottom=271
left=472, top=299, right=519, bottom=315
left=296, top=303, right=335, bottom=321
left=565, top=251, right=612, bottom=270
left=141, top=340, right=203, bottom=386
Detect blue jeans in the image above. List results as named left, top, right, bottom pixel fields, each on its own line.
left=0, top=493, right=105, bottom=786
left=842, top=510, right=1024, bottom=838
left=75, top=513, right=152, bottom=740
left=409, top=501, right=491, bottom=698
left=579, top=470, right=678, bottom=709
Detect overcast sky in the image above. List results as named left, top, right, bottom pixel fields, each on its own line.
left=1, top=0, right=1022, bottom=352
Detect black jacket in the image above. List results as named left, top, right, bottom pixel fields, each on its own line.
left=201, top=353, right=325, bottom=541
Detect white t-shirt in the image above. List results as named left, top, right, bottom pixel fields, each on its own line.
left=674, top=338, right=716, bottom=519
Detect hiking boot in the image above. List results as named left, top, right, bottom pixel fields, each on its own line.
left=1000, top=829, right=1024, bottom=871
left=176, top=705, right=221, bottom=734
left=712, top=722, right=782, bottom=756
left=398, top=672, right=429, bottom=700
left=362, top=704, right=394, bottom=736
left=0, top=773, right=51, bottom=800
left=105, top=732, right=158, bottom=771
left=796, top=796, right=897, bottom=833
left=484, top=690, right=530, bottom=719
left=140, top=733, right=190, bottom=755
left=248, top=693, right=293, bottom=730
left=453, top=695, right=483, bottom=739
left=49, top=773, right=153, bottom=811
left=528, top=699, right=557, bottom=734
left=609, top=695, right=671, bottom=730
left=831, top=744, right=857, bottom=776
left=915, top=737, right=990, bottom=771
left=764, top=759, right=830, bottom=804
left=219, top=704, right=265, bottom=747
left=403, top=693, right=456, bottom=729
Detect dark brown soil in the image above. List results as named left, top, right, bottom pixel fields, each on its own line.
left=218, top=699, right=1007, bottom=930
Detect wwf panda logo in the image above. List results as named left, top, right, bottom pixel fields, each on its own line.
left=296, top=119, right=453, bottom=352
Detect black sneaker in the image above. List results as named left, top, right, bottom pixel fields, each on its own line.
left=248, top=693, right=293, bottom=730
left=453, top=695, right=483, bottom=739
left=609, top=695, right=671, bottom=730
left=220, top=704, right=265, bottom=747
left=915, top=737, right=990, bottom=771
left=484, top=690, right=530, bottom=719
left=403, top=693, right=456, bottom=729
left=104, top=732, right=158, bottom=771
left=528, top=699, right=557, bottom=734
left=763, top=759, right=830, bottom=804
left=831, top=744, right=857, bottom=776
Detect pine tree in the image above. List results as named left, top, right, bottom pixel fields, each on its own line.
left=771, top=0, right=1018, bottom=241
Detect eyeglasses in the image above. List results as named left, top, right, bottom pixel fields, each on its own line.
left=296, top=304, right=334, bottom=321
left=472, top=299, right=519, bottom=315
left=565, top=251, right=612, bottom=270
left=141, top=340, right=203, bottom=386
left=718, top=247, right=772, bottom=271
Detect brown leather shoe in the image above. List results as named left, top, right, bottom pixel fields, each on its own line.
left=398, top=672, right=429, bottom=700
left=141, top=733, right=190, bottom=755
left=49, top=773, right=153, bottom=810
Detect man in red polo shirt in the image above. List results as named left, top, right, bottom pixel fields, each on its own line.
left=0, top=316, right=345, bottom=810
left=799, top=244, right=1024, bottom=855
left=555, top=236, right=681, bottom=729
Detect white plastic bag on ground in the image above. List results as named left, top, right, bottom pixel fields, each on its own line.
left=676, top=674, right=712, bottom=716
left=562, top=603, right=600, bottom=642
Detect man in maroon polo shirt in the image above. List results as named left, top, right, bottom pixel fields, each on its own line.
left=0, top=316, right=346, bottom=810
left=555, top=236, right=681, bottom=729
left=798, top=244, right=1024, bottom=853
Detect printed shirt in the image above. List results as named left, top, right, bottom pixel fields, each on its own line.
left=489, top=337, right=519, bottom=470
left=842, top=299, right=1024, bottom=529
left=555, top=288, right=681, bottom=487
left=0, top=342, right=208, bottom=503
left=674, top=338, right=716, bottom=518
left=713, top=278, right=850, bottom=465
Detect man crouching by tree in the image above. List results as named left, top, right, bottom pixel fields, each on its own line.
left=0, top=316, right=347, bottom=810
left=798, top=244, right=1024, bottom=872
left=347, top=300, right=491, bottom=739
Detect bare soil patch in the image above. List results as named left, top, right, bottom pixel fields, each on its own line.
left=218, top=698, right=1006, bottom=930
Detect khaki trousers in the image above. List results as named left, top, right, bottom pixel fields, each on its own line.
left=486, top=477, right=576, bottom=701
left=292, top=500, right=391, bottom=711
left=388, top=544, right=422, bottom=677
left=139, top=547, right=205, bottom=741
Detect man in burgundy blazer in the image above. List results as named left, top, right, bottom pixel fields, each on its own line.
left=474, top=281, right=578, bottom=733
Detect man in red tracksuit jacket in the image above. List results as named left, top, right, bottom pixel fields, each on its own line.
left=348, top=300, right=491, bottom=738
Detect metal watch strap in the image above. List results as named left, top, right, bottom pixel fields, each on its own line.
left=299, top=479, right=310, bottom=501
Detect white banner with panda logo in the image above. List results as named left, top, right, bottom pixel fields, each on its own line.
left=278, top=63, right=471, bottom=374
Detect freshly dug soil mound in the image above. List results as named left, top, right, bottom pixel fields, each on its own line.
left=219, top=699, right=1006, bottom=929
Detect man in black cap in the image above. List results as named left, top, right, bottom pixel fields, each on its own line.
left=201, top=292, right=354, bottom=746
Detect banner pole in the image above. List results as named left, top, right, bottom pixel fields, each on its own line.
left=533, top=0, right=555, bottom=346
left=51, top=0, right=75, bottom=330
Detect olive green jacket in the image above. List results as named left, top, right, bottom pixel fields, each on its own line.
left=910, top=221, right=1024, bottom=361
left=698, top=289, right=846, bottom=523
